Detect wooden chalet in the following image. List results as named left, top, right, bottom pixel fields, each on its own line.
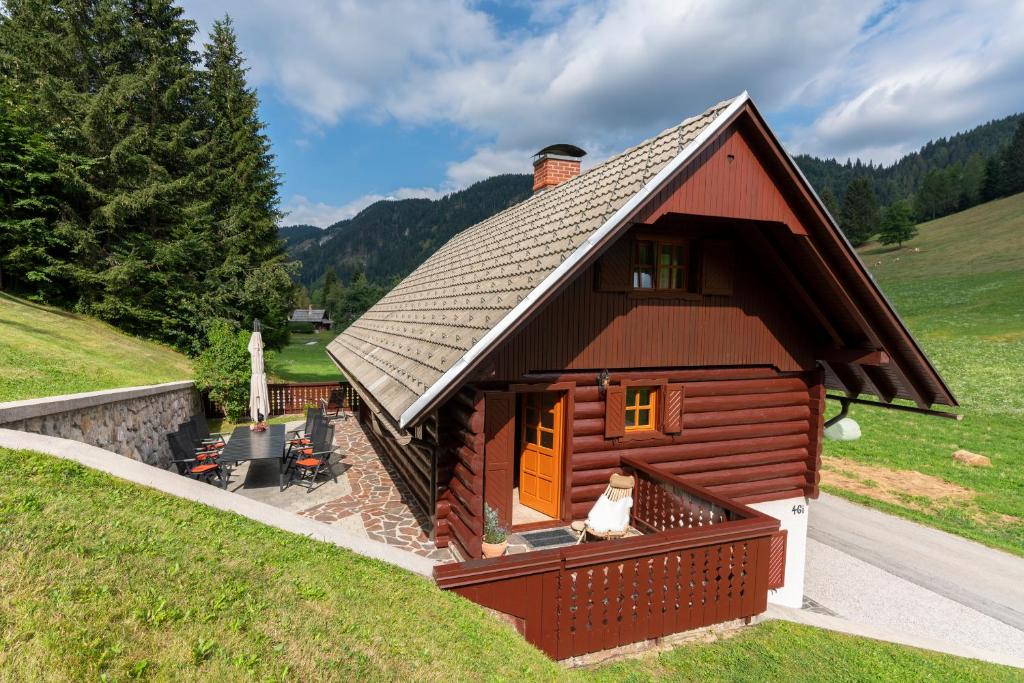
left=326, top=93, right=955, bottom=659
left=289, top=306, right=332, bottom=331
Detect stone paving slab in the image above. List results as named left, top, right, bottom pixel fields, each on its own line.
left=297, top=417, right=452, bottom=562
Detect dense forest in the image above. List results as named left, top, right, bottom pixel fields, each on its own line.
left=0, top=2, right=293, bottom=350
left=286, top=110, right=1024, bottom=313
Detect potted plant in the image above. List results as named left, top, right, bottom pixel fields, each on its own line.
left=481, top=503, right=509, bottom=558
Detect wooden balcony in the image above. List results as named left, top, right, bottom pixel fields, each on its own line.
left=434, top=456, right=780, bottom=660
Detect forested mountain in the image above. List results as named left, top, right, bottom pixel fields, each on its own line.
left=287, top=174, right=533, bottom=287
left=0, top=4, right=292, bottom=350
left=286, top=110, right=1024, bottom=299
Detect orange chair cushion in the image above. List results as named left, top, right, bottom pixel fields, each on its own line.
left=296, top=458, right=322, bottom=467
left=196, top=453, right=217, bottom=461
left=288, top=438, right=310, bottom=445
left=191, top=463, right=219, bottom=474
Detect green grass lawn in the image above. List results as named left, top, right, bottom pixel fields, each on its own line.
left=0, top=293, right=193, bottom=403
left=2, top=448, right=1017, bottom=682
left=824, top=193, right=1024, bottom=555
left=272, top=333, right=341, bottom=383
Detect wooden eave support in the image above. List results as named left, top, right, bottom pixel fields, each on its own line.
left=825, top=394, right=961, bottom=421
left=819, top=348, right=890, bottom=366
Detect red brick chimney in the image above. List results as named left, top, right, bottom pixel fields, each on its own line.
left=532, top=144, right=586, bottom=193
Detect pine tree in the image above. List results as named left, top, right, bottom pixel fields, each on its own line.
left=878, top=200, right=917, bottom=248
left=199, top=16, right=293, bottom=349
left=819, top=187, right=840, bottom=220
left=839, top=176, right=880, bottom=246
left=980, top=156, right=1004, bottom=202
left=999, top=118, right=1024, bottom=197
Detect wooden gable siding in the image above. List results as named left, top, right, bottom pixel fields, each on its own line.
left=635, top=122, right=803, bottom=231
left=487, top=243, right=817, bottom=381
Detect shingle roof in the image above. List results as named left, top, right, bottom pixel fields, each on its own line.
left=290, top=308, right=329, bottom=322
left=327, top=97, right=739, bottom=424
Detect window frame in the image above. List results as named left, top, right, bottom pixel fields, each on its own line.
left=624, top=385, right=658, bottom=433
left=631, top=235, right=691, bottom=292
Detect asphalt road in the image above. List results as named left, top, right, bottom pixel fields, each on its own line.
left=808, top=493, right=1024, bottom=632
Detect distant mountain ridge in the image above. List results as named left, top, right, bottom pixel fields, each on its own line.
left=283, top=174, right=532, bottom=287
left=282, top=111, right=1022, bottom=288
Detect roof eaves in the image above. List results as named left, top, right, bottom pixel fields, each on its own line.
left=397, top=92, right=751, bottom=428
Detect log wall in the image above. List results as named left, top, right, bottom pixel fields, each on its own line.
left=435, top=387, right=485, bottom=558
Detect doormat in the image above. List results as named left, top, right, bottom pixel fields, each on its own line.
left=520, top=528, right=577, bottom=548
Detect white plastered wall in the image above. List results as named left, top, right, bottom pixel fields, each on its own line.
left=749, top=495, right=809, bottom=608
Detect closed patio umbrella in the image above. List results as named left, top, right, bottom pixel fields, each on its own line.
left=248, top=320, right=270, bottom=422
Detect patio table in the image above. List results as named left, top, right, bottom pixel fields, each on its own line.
left=218, top=424, right=288, bottom=489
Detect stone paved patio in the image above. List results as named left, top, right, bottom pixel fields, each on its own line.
left=296, top=416, right=452, bottom=562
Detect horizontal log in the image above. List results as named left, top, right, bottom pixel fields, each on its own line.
left=448, top=513, right=480, bottom=559
left=574, top=385, right=602, bottom=403
left=435, top=499, right=451, bottom=519
left=574, top=400, right=605, bottom=420
left=571, top=467, right=626, bottom=487
left=573, top=417, right=604, bottom=436
left=572, top=501, right=596, bottom=519
left=734, top=488, right=806, bottom=505
left=456, top=445, right=482, bottom=475
left=660, top=448, right=808, bottom=476
left=687, top=391, right=809, bottom=413
left=572, top=451, right=622, bottom=472
left=525, top=367, right=784, bottom=385
left=451, top=388, right=478, bottom=413
left=447, top=402, right=484, bottom=435
left=685, top=377, right=808, bottom=397
left=612, top=434, right=811, bottom=466
left=452, top=462, right=478, bottom=492
left=571, top=483, right=608, bottom=503
left=705, top=475, right=809, bottom=498
left=451, top=500, right=483, bottom=537
left=449, top=476, right=481, bottom=516
left=683, top=405, right=810, bottom=429
left=679, top=461, right=808, bottom=487
left=573, top=420, right=809, bottom=454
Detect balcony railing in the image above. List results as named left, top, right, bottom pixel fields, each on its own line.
left=434, top=458, right=779, bottom=660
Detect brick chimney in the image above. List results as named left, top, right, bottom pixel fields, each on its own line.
left=532, top=144, right=586, bottom=193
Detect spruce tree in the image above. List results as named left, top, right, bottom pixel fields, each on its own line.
left=839, top=177, right=880, bottom=246
left=878, top=200, right=917, bottom=248
left=819, top=187, right=840, bottom=221
left=199, top=16, right=293, bottom=349
left=980, top=156, right=1004, bottom=202
left=999, top=118, right=1024, bottom=197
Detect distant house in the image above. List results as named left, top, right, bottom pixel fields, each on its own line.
left=325, top=93, right=956, bottom=660
left=289, top=306, right=332, bottom=331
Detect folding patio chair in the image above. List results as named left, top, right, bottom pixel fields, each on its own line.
left=179, top=421, right=223, bottom=456
left=288, top=423, right=337, bottom=493
left=168, top=431, right=226, bottom=488
left=190, top=414, right=228, bottom=447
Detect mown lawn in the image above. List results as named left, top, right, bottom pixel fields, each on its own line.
left=825, top=193, right=1024, bottom=556
left=273, top=333, right=341, bottom=383
left=0, top=293, right=192, bottom=402
left=1, top=448, right=1018, bottom=681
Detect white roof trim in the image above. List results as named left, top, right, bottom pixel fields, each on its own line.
left=398, top=92, right=751, bottom=428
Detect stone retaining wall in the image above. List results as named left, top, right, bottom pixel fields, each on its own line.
left=0, top=381, right=201, bottom=468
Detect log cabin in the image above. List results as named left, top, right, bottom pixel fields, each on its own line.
left=326, top=93, right=956, bottom=659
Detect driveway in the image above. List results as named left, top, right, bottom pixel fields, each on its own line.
left=804, top=493, right=1024, bottom=661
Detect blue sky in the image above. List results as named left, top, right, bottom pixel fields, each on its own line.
left=181, top=1, right=1024, bottom=227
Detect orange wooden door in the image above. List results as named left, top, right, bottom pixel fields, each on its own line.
left=519, top=391, right=564, bottom=518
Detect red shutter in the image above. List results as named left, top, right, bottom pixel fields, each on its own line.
left=604, top=385, right=625, bottom=438
left=662, top=383, right=684, bottom=433
left=596, top=241, right=633, bottom=291
left=701, top=239, right=734, bottom=295
left=768, top=529, right=788, bottom=589
left=484, top=392, right=516, bottom=530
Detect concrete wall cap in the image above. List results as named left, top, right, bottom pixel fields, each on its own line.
left=0, top=381, right=195, bottom=423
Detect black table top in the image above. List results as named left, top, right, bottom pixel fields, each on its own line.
left=219, top=423, right=286, bottom=462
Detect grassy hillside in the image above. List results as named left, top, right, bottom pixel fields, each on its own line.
left=2, top=449, right=1016, bottom=681
left=0, top=293, right=192, bottom=402
left=272, top=333, right=341, bottom=383
left=824, top=192, right=1024, bottom=554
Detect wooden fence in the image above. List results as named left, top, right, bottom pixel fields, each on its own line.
left=266, top=381, right=360, bottom=416
left=434, top=460, right=779, bottom=660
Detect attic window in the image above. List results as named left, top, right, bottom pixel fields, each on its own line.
left=633, top=239, right=687, bottom=289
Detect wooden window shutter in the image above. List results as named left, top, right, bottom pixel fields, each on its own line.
left=768, top=529, right=788, bottom=589
left=701, top=239, right=734, bottom=295
left=596, top=241, right=632, bottom=291
left=662, top=383, right=684, bottom=433
left=604, top=385, right=626, bottom=438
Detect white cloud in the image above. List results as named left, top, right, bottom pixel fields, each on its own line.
left=187, top=0, right=1024, bottom=186
left=281, top=188, right=449, bottom=227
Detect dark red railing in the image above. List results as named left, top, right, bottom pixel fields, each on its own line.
left=266, top=381, right=360, bottom=416
left=434, top=459, right=779, bottom=660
